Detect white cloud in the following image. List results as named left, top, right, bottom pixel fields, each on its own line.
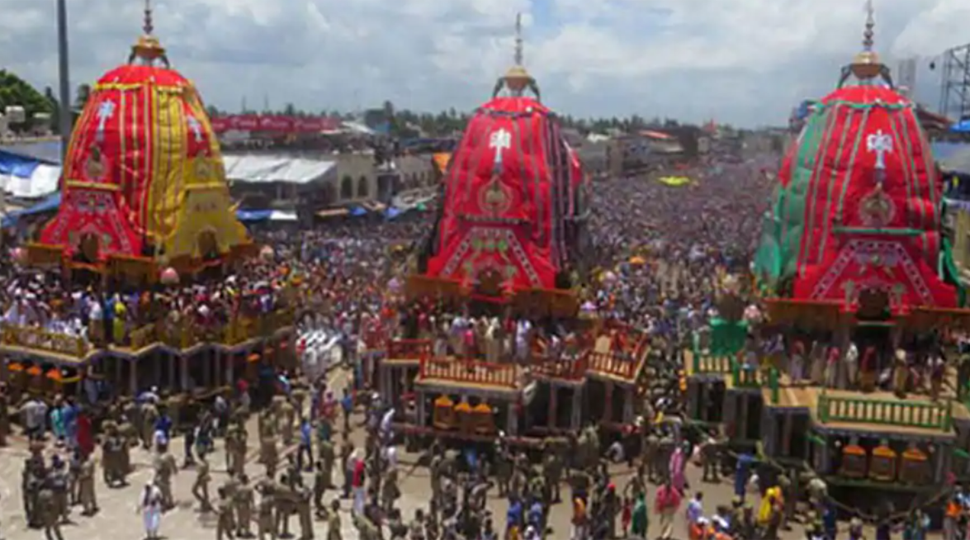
left=0, top=0, right=964, bottom=126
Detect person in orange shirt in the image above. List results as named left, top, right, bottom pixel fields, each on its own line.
left=944, top=494, right=962, bottom=540
left=571, top=497, right=588, bottom=540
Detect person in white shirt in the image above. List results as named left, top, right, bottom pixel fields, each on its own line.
left=685, top=492, right=704, bottom=538
left=138, top=480, right=163, bottom=540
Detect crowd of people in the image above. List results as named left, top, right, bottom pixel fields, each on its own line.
left=5, top=149, right=956, bottom=540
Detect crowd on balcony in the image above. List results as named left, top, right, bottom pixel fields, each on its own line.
left=0, top=257, right=293, bottom=348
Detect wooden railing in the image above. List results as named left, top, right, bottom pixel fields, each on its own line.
left=128, top=324, right=158, bottom=350
left=1, top=308, right=295, bottom=357
left=420, top=357, right=523, bottom=388
left=691, top=332, right=733, bottom=374
left=693, top=353, right=733, bottom=374
left=587, top=350, right=638, bottom=379
left=1, top=325, right=90, bottom=358
left=533, top=353, right=588, bottom=380
left=224, top=317, right=258, bottom=345
left=731, top=362, right=765, bottom=388
left=387, top=339, right=432, bottom=361
left=817, top=393, right=953, bottom=431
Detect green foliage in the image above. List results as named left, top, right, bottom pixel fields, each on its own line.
left=0, top=69, right=53, bottom=119
left=74, top=83, right=91, bottom=110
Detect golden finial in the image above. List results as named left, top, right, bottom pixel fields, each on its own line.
left=494, top=12, right=539, bottom=99
left=143, top=0, right=153, bottom=36
left=130, top=0, right=169, bottom=66
left=850, top=0, right=881, bottom=80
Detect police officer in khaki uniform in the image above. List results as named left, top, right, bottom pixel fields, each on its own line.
left=49, top=457, right=70, bottom=524
left=39, top=485, right=64, bottom=540
left=353, top=510, right=379, bottom=540
left=319, top=439, right=335, bottom=488
left=292, top=388, right=308, bottom=418
left=236, top=474, right=255, bottom=538
left=153, top=446, right=178, bottom=510
left=542, top=451, right=563, bottom=503
left=296, top=486, right=314, bottom=540
left=261, top=436, right=280, bottom=480
left=226, top=425, right=247, bottom=476
left=325, top=500, right=342, bottom=540
left=140, top=401, right=159, bottom=449
left=275, top=477, right=296, bottom=538
left=78, top=454, right=98, bottom=516
left=217, top=487, right=236, bottom=540
left=279, top=400, right=296, bottom=446
left=257, top=483, right=277, bottom=540
left=193, top=457, right=213, bottom=512
left=387, top=464, right=404, bottom=510
left=118, top=419, right=136, bottom=475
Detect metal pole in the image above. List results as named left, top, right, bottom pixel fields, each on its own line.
left=56, top=0, right=72, bottom=165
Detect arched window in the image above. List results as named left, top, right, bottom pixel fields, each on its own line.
left=357, top=176, right=369, bottom=198
left=340, top=175, right=354, bottom=200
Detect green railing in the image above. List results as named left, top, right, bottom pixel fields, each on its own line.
left=817, top=392, right=953, bottom=431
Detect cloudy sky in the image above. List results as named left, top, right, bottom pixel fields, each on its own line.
left=0, top=0, right=967, bottom=127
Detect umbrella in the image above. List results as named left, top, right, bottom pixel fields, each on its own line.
left=628, top=256, right=646, bottom=265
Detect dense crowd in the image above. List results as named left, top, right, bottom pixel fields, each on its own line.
left=7, top=152, right=959, bottom=540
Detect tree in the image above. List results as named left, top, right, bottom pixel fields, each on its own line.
left=44, top=86, right=61, bottom=134
left=0, top=69, right=53, bottom=120
left=283, top=102, right=297, bottom=116
left=74, top=83, right=91, bottom=111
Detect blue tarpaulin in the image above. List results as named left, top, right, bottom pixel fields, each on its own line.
left=236, top=209, right=273, bottom=222
left=952, top=119, right=970, bottom=134
left=0, top=149, right=42, bottom=178
left=349, top=206, right=367, bottom=217
left=2, top=192, right=62, bottom=228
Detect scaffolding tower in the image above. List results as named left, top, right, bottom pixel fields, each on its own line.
left=939, top=43, right=970, bottom=121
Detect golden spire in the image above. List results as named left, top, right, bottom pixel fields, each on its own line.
left=495, top=12, right=539, bottom=99
left=130, top=0, right=169, bottom=66
left=849, top=0, right=882, bottom=80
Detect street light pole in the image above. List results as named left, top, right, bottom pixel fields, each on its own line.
left=56, top=0, right=72, bottom=165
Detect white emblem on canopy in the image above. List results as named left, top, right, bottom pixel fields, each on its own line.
left=866, top=130, right=892, bottom=170
left=489, top=128, right=512, bottom=168
left=96, top=100, right=116, bottom=142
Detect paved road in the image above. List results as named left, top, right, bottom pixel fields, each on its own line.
left=0, top=361, right=808, bottom=540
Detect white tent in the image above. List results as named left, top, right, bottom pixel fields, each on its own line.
left=222, top=154, right=336, bottom=184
